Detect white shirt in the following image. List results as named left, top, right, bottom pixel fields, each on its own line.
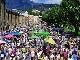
left=57, top=54, right=60, bottom=60
left=44, top=56, right=49, bottom=60
left=50, top=54, right=54, bottom=59
left=8, top=48, right=12, bottom=54
left=31, top=51, right=35, bottom=57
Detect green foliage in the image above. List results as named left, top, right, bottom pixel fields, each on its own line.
left=61, top=0, right=80, bottom=26
left=42, top=14, right=48, bottom=21
left=42, top=5, right=65, bottom=26
left=28, top=11, right=39, bottom=16
left=61, top=0, right=80, bottom=34
left=42, top=0, right=80, bottom=34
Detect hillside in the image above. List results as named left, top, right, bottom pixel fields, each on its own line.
left=5, top=0, right=55, bottom=10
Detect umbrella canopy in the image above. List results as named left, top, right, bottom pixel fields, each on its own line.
left=45, top=38, right=56, bottom=45
left=19, top=31, right=24, bottom=34
left=37, top=31, right=50, bottom=36
left=0, top=40, right=6, bottom=44
left=65, top=31, right=72, bottom=34
left=53, top=28, right=63, bottom=30
left=30, top=31, right=37, bottom=34
left=31, top=35, right=39, bottom=39
left=10, top=32, right=21, bottom=36
left=50, top=36, right=54, bottom=39
left=44, top=37, right=49, bottom=40
left=4, top=34, right=13, bottom=38
left=3, top=39, right=8, bottom=43
left=78, top=31, right=80, bottom=35
left=17, top=28, right=26, bottom=30
left=3, top=40, right=8, bottom=43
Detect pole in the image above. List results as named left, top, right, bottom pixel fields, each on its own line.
left=17, top=13, right=19, bottom=27
left=28, top=16, right=29, bottom=25
left=25, top=16, right=26, bottom=25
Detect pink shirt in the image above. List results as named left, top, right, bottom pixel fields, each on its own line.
left=62, top=51, right=67, bottom=58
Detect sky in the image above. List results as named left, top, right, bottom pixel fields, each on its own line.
left=30, top=0, right=62, bottom=4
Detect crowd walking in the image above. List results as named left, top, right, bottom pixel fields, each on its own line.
left=0, top=22, right=80, bottom=60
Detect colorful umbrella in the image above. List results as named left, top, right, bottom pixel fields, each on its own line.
left=50, top=36, right=54, bottom=39
left=37, top=31, right=50, bottom=36
left=45, top=38, right=56, bottom=45
left=53, top=28, right=63, bottom=30
left=31, top=35, right=39, bottom=39
left=65, top=31, right=72, bottom=34
left=4, top=34, right=13, bottom=38
left=19, top=31, right=24, bottom=34
left=3, top=39, right=8, bottom=43
left=78, top=31, right=80, bottom=35
left=0, top=40, right=6, bottom=44
left=10, top=32, right=21, bottom=36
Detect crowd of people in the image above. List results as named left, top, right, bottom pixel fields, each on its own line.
left=0, top=22, right=80, bottom=60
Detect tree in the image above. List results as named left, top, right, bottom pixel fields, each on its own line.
left=49, top=5, right=62, bottom=27
left=42, top=14, right=48, bottom=23
left=60, top=0, right=80, bottom=35
left=42, top=5, right=64, bottom=27
left=42, top=0, right=80, bottom=35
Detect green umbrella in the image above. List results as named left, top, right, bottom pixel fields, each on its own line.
left=30, top=31, right=35, bottom=34
left=65, top=28, right=71, bottom=32
left=37, top=31, right=50, bottom=36
left=71, top=29, right=75, bottom=32
left=31, top=35, right=39, bottom=39
left=78, top=31, right=80, bottom=35
left=42, top=32, right=50, bottom=36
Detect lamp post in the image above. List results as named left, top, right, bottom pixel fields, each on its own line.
left=17, top=12, right=20, bottom=27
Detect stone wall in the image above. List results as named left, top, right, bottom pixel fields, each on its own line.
left=5, top=11, right=42, bottom=30
left=5, top=11, right=26, bottom=29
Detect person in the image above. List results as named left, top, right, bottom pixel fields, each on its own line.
left=0, top=50, right=6, bottom=60
left=16, top=49, right=20, bottom=60
left=62, top=49, right=68, bottom=60
left=68, top=54, right=73, bottom=60
left=22, top=46, right=26, bottom=53
left=73, top=51, right=79, bottom=60
left=39, top=53, right=44, bottom=60
left=60, top=54, right=64, bottom=60
left=50, top=53, right=54, bottom=60
left=31, top=50, right=35, bottom=60
left=10, top=48, right=16, bottom=60
left=4, top=45, right=7, bottom=56
left=44, top=55, right=49, bottom=60
left=43, top=44, right=47, bottom=55
left=78, top=40, right=80, bottom=50
left=34, top=52, right=38, bottom=60
left=34, top=39, right=36, bottom=47
left=57, top=53, right=60, bottom=60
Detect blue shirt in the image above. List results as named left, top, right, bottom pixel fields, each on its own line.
left=73, top=54, right=78, bottom=60
left=4, top=47, right=7, bottom=55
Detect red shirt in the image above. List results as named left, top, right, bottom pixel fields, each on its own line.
left=57, top=41, right=61, bottom=45
left=12, top=50, right=16, bottom=55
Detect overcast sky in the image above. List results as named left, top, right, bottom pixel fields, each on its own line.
left=30, top=0, right=62, bottom=4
